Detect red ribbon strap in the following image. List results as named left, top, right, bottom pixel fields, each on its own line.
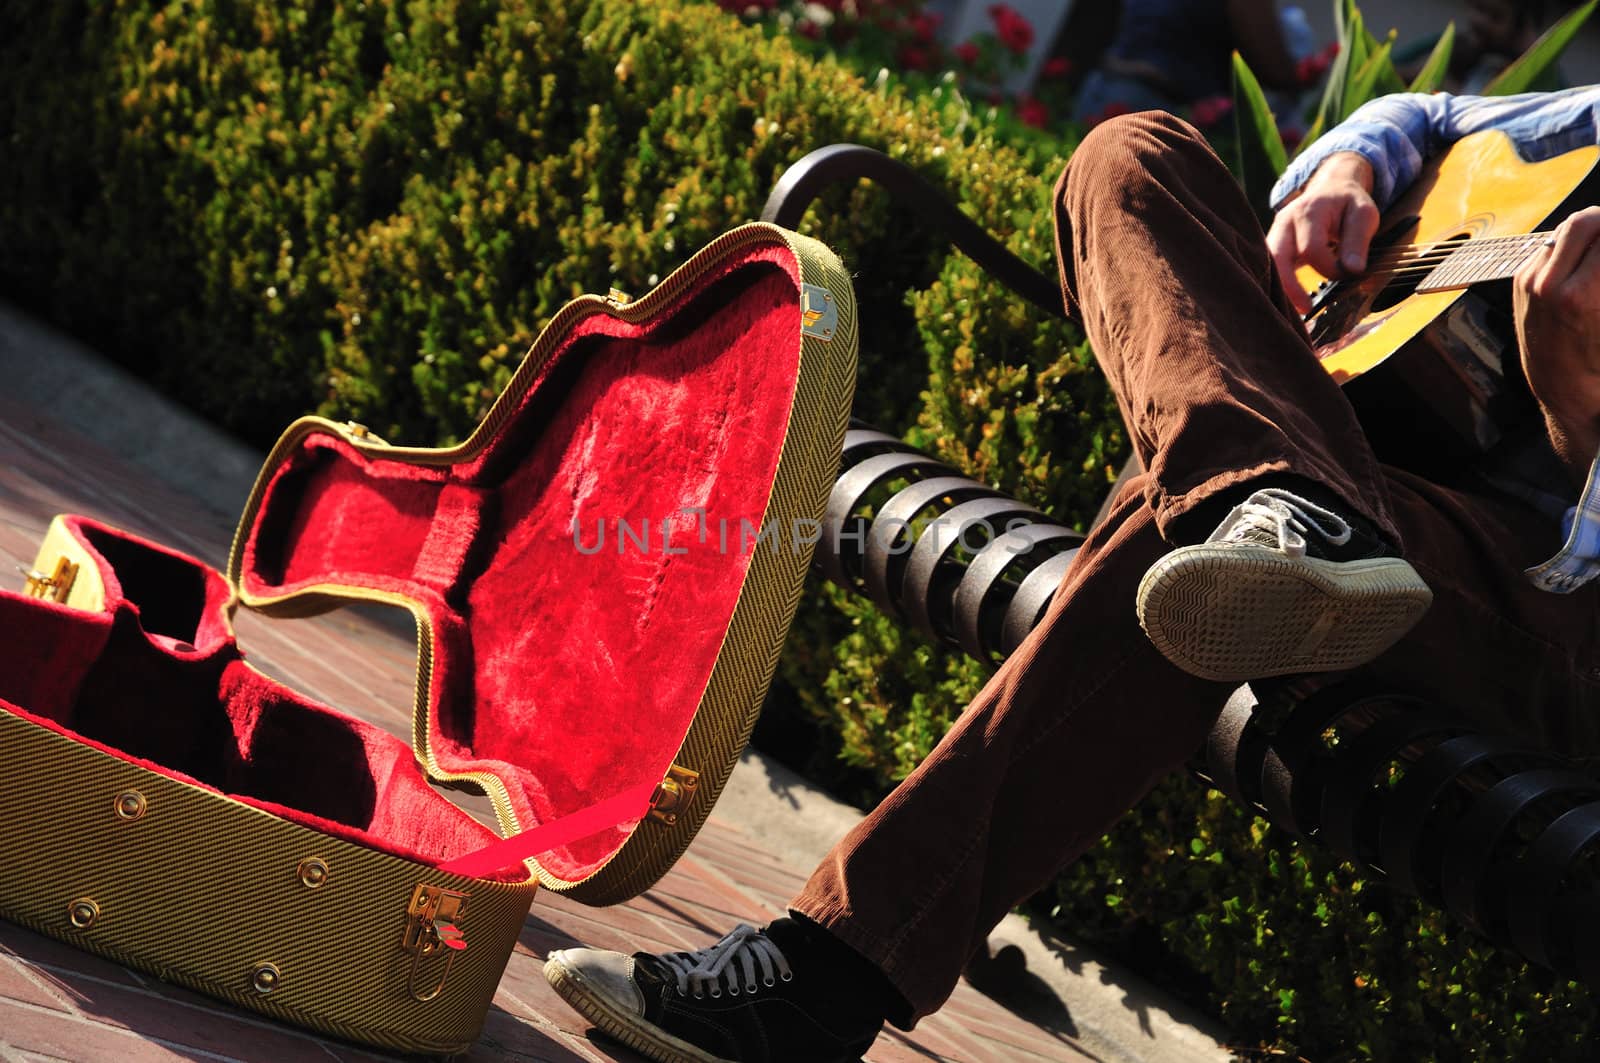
left=438, top=782, right=659, bottom=878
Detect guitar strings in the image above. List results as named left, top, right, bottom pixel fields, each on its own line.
left=1312, top=231, right=1555, bottom=282
left=1366, top=229, right=1555, bottom=255
left=1362, top=234, right=1550, bottom=264
left=1359, top=231, right=1553, bottom=267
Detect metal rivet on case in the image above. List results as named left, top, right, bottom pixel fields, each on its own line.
left=251, top=962, right=281, bottom=994
left=67, top=898, right=99, bottom=930
left=297, top=857, right=329, bottom=890
left=114, top=791, right=146, bottom=821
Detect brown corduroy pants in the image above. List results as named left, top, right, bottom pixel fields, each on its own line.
left=788, top=111, right=1600, bottom=1024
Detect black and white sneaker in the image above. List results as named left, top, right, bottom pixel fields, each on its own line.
left=1137, top=487, right=1432, bottom=681
left=543, top=921, right=885, bottom=1063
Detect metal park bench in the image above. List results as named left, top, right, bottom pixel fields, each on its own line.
left=760, top=144, right=1600, bottom=986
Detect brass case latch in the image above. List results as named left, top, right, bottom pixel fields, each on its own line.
left=21, top=557, right=77, bottom=603
left=648, top=764, right=700, bottom=826
left=402, top=884, right=468, bottom=1002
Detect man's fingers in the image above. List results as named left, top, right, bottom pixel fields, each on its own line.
left=1536, top=206, right=1600, bottom=296
left=1551, top=211, right=1600, bottom=318
left=1280, top=253, right=1312, bottom=314
left=1267, top=215, right=1312, bottom=314
left=1294, top=207, right=1343, bottom=280
left=1337, top=197, right=1380, bottom=275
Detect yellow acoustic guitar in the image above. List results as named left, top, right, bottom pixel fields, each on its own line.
left=1296, top=129, right=1600, bottom=460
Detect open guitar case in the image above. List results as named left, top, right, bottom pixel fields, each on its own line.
left=0, top=223, right=858, bottom=1053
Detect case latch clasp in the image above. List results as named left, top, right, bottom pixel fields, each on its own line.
left=401, top=883, right=468, bottom=1002
left=648, top=764, right=701, bottom=826
left=20, top=557, right=77, bottom=603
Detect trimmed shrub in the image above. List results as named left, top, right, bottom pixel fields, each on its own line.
left=1, top=1, right=1593, bottom=1058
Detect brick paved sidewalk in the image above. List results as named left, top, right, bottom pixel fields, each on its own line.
left=0, top=395, right=1091, bottom=1061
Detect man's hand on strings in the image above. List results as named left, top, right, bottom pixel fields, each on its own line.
left=1515, top=205, right=1600, bottom=484
left=1266, top=152, right=1381, bottom=315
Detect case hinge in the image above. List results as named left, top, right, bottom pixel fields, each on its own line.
left=342, top=420, right=389, bottom=446
left=800, top=284, right=838, bottom=342
left=647, top=764, right=700, bottom=826
left=401, top=884, right=468, bottom=1002
left=20, top=557, right=77, bottom=603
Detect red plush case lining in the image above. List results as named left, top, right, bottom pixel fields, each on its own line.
left=236, top=249, right=804, bottom=882
left=0, top=517, right=518, bottom=880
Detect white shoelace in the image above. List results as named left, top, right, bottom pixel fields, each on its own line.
left=659, top=924, right=794, bottom=999
left=1206, top=488, right=1353, bottom=559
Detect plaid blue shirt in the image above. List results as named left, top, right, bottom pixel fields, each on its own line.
left=1271, top=87, right=1600, bottom=594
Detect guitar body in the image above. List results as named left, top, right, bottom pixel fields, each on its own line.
left=1295, top=130, right=1600, bottom=461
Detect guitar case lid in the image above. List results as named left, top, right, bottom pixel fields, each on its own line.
left=228, top=223, right=858, bottom=902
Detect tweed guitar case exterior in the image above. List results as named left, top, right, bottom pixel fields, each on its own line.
left=0, top=224, right=857, bottom=1054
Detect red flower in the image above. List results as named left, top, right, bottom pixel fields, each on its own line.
left=796, top=19, right=821, bottom=39
left=1190, top=95, right=1233, bottom=128
left=1089, top=101, right=1133, bottom=127
left=910, top=12, right=941, bottom=44
left=1041, top=56, right=1073, bottom=79
left=988, top=4, right=1034, bottom=54
left=1295, top=41, right=1342, bottom=86
left=898, top=44, right=932, bottom=72
left=1016, top=94, right=1050, bottom=128
left=954, top=41, right=980, bottom=66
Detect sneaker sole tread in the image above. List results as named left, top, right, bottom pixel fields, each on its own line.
left=544, top=953, right=728, bottom=1063
left=1136, top=545, right=1432, bottom=682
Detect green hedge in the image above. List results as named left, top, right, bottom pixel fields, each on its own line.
left=1, top=1, right=1593, bottom=1057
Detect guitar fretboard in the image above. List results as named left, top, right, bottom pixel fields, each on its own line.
left=1412, top=231, right=1552, bottom=292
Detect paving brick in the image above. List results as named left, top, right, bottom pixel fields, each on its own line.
left=12, top=1050, right=83, bottom=1063
left=314, top=1042, right=404, bottom=1063
left=641, top=861, right=774, bottom=925
left=0, top=958, right=72, bottom=1014
left=683, top=833, right=799, bottom=875
left=544, top=1031, right=621, bottom=1063
left=861, top=1027, right=958, bottom=1062
left=0, top=999, right=203, bottom=1063
left=701, top=861, right=811, bottom=902
left=525, top=908, right=691, bottom=960
left=43, top=972, right=340, bottom=1061
left=568, top=1029, right=657, bottom=1063
left=937, top=1001, right=1085, bottom=1060
left=469, top=1004, right=598, bottom=1062
left=534, top=894, right=698, bottom=952
left=491, top=949, right=581, bottom=1034
left=0, top=925, right=146, bottom=990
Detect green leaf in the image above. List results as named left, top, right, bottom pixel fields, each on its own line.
left=1483, top=0, right=1597, bottom=95
left=1231, top=51, right=1288, bottom=224
left=1349, top=9, right=1391, bottom=82
left=1370, top=30, right=1407, bottom=96
left=1333, top=0, right=1357, bottom=44
left=1343, top=39, right=1396, bottom=116
left=1308, top=8, right=1363, bottom=149
left=1407, top=21, right=1456, bottom=93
